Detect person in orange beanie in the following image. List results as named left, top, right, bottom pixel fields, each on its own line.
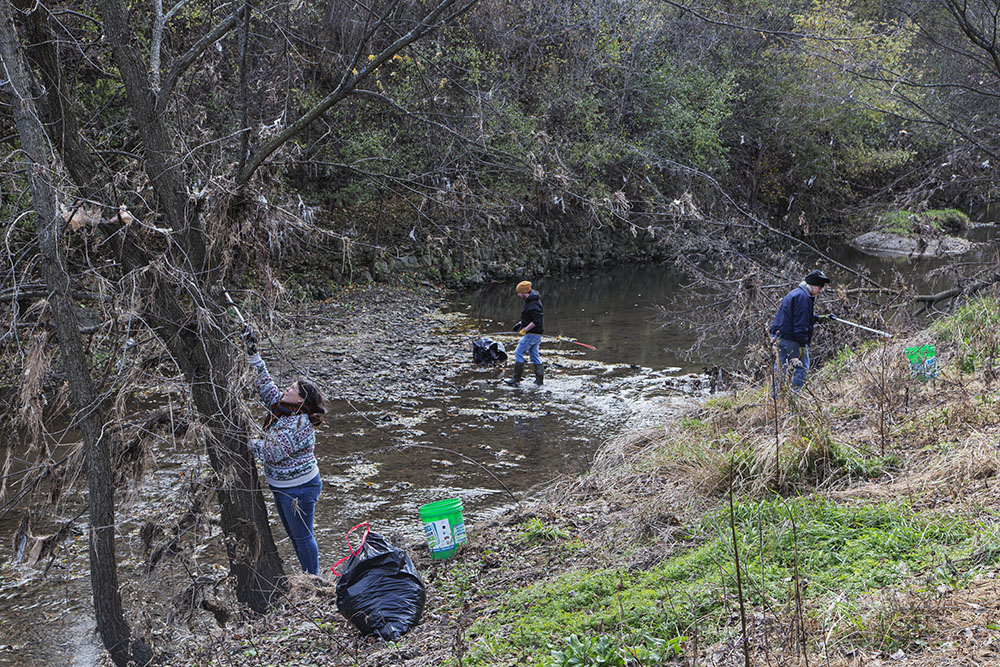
left=505, top=280, right=545, bottom=386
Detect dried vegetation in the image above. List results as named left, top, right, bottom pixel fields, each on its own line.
left=138, top=290, right=1000, bottom=666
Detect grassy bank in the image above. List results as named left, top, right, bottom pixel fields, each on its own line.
left=416, top=293, right=1000, bottom=666
left=177, top=293, right=1000, bottom=666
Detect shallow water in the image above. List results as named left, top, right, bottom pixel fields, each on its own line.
left=1, top=227, right=997, bottom=664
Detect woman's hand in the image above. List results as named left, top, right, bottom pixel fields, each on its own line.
left=241, top=327, right=258, bottom=355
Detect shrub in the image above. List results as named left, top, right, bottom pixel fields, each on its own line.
left=932, top=295, right=1000, bottom=373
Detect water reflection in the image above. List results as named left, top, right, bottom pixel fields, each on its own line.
left=452, top=265, right=702, bottom=372
left=816, top=223, right=998, bottom=294
left=511, top=414, right=545, bottom=458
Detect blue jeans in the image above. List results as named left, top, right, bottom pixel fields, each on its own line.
left=514, top=333, right=542, bottom=364
left=775, top=337, right=809, bottom=392
left=270, top=474, right=322, bottom=574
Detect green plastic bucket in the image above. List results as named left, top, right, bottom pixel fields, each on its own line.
left=419, top=498, right=466, bottom=559
left=905, top=344, right=937, bottom=381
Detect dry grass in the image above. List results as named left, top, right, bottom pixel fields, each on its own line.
left=533, top=306, right=1000, bottom=666
left=584, top=321, right=999, bottom=506
left=150, top=296, right=1000, bottom=667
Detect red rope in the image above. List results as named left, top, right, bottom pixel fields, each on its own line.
left=330, top=522, right=370, bottom=576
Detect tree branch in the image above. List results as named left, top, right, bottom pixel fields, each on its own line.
left=157, top=3, right=246, bottom=108
left=236, top=0, right=476, bottom=185
left=913, top=273, right=1000, bottom=313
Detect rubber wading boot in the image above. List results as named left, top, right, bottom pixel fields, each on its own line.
left=504, top=362, right=524, bottom=386
left=533, top=364, right=544, bottom=386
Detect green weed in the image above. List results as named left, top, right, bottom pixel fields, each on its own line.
left=462, top=497, right=983, bottom=666
left=932, top=296, right=1000, bottom=373
left=540, top=632, right=685, bottom=666
left=703, top=395, right=736, bottom=411
left=677, top=417, right=708, bottom=432
left=435, top=563, right=476, bottom=613
left=520, top=518, right=572, bottom=544
left=879, top=208, right=969, bottom=235
left=820, top=344, right=856, bottom=380
left=831, top=442, right=898, bottom=478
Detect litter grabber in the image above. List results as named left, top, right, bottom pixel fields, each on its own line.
left=483, top=331, right=597, bottom=351
left=224, top=290, right=259, bottom=353
left=550, top=334, right=597, bottom=350
left=223, top=290, right=247, bottom=325
left=826, top=314, right=893, bottom=338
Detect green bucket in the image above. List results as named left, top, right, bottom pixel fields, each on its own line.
left=419, top=498, right=466, bottom=560
left=905, top=344, right=937, bottom=381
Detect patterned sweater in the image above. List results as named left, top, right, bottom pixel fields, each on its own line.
left=248, top=354, right=320, bottom=488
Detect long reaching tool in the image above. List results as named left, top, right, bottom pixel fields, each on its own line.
left=552, top=335, right=597, bottom=350
left=223, top=290, right=247, bottom=325
left=829, top=314, right=892, bottom=338
left=483, top=331, right=597, bottom=351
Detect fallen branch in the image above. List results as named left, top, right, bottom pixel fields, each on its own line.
left=913, top=273, right=1000, bottom=313
left=0, top=284, right=104, bottom=303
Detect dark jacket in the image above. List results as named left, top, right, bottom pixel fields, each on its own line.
left=519, top=291, right=544, bottom=335
left=770, top=284, right=817, bottom=346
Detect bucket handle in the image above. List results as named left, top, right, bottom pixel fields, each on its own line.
left=330, top=522, right=370, bottom=577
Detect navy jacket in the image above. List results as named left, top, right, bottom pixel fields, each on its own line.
left=519, top=291, right=544, bottom=334
left=770, top=284, right=817, bottom=346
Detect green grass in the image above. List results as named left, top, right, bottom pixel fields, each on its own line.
left=831, top=442, right=898, bottom=478
left=520, top=518, right=572, bottom=544
left=460, top=497, right=991, bottom=666
left=879, top=208, right=969, bottom=235
left=819, top=344, right=856, bottom=380
left=931, top=295, right=1000, bottom=373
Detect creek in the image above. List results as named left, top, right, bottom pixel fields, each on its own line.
left=0, top=223, right=996, bottom=666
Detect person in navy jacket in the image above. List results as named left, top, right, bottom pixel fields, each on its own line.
left=769, top=270, right=831, bottom=391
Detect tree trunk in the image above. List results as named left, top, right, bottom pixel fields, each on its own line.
left=191, top=340, right=286, bottom=608
left=12, top=0, right=99, bottom=194
left=94, top=0, right=286, bottom=611
left=0, top=3, right=154, bottom=664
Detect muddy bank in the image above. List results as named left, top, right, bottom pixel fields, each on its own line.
left=291, top=208, right=679, bottom=291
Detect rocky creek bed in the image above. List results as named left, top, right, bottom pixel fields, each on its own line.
left=1, top=282, right=708, bottom=666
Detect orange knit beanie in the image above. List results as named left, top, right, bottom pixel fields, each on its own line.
left=516, top=281, right=532, bottom=294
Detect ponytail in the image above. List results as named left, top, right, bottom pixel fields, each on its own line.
left=297, top=380, right=326, bottom=426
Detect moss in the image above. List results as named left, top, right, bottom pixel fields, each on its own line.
left=879, top=208, right=970, bottom=236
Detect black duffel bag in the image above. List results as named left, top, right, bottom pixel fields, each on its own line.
left=333, top=524, right=426, bottom=641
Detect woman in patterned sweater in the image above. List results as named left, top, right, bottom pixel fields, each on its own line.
left=247, top=344, right=326, bottom=575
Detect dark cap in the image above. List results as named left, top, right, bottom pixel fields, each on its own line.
left=804, top=270, right=831, bottom=286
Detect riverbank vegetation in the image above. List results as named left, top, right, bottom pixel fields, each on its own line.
left=879, top=209, right=970, bottom=237
left=2, top=0, right=1000, bottom=663
left=159, top=292, right=1000, bottom=666
left=454, top=294, right=1000, bottom=666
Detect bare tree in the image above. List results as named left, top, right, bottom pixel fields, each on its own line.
left=0, top=1, right=153, bottom=662
left=1, top=0, right=479, bottom=637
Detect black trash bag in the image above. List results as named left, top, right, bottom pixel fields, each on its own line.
left=336, top=532, right=426, bottom=640
left=472, top=337, right=508, bottom=365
